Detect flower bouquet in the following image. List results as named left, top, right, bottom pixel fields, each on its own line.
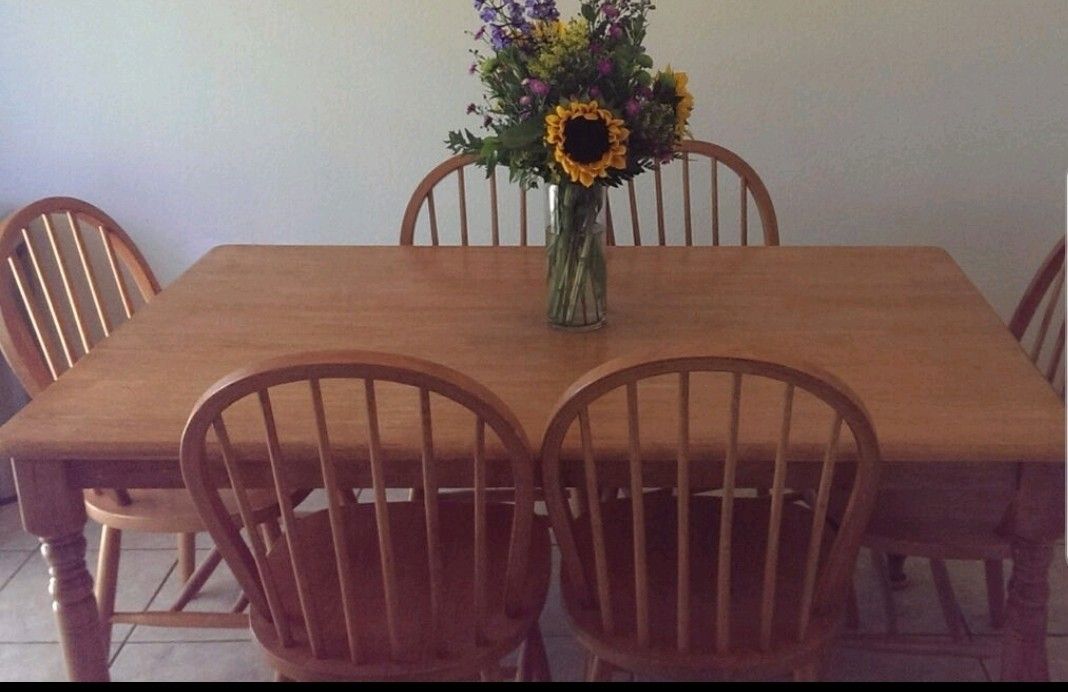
left=448, top=0, right=693, bottom=330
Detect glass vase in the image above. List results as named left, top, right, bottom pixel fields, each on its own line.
left=545, top=182, right=607, bottom=331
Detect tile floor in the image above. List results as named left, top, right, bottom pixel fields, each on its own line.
left=0, top=497, right=1064, bottom=682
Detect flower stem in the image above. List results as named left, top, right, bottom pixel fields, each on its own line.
left=546, top=182, right=607, bottom=329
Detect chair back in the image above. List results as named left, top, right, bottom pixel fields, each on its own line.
left=541, top=353, right=880, bottom=658
left=180, top=350, right=537, bottom=665
left=605, top=140, right=779, bottom=247
left=1008, top=237, right=1066, bottom=397
left=400, top=154, right=532, bottom=246
left=0, top=197, right=159, bottom=396
left=399, top=140, right=779, bottom=247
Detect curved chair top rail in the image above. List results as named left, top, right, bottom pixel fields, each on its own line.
left=0, top=197, right=159, bottom=396
left=180, top=349, right=537, bottom=666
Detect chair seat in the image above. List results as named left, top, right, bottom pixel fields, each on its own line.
left=560, top=494, right=842, bottom=679
left=84, top=487, right=280, bottom=534
left=251, top=500, right=552, bottom=681
left=860, top=465, right=1015, bottom=560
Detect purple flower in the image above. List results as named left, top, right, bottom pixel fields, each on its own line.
left=468, top=62, right=478, bottom=75
left=466, top=103, right=478, bottom=114
left=526, top=0, right=559, bottom=20
left=525, top=78, right=550, bottom=97
left=597, top=57, right=613, bottom=76
left=601, top=3, right=620, bottom=18
left=589, top=86, right=602, bottom=99
left=519, top=95, right=532, bottom=107
left=491, top=25, right=509, bottom=49
left=483, top=115, right=494, bottom=128
left=609, top=23, right=623, bottom=39
left=625, top=99, right=641, bottom=118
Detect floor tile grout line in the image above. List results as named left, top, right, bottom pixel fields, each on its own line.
left=0, top=550, right=36, bottom=593
left=109, top=558, right=179, bottom=668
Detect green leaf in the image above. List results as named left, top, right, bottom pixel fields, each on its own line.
left=499, top=117, right=545, bottom=149
left=636, top=53, right=653, bottom=68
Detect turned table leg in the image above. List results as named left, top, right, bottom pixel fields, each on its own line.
left=1000, top=462, right=1064, bottom=682
left=13, top=459, right=110, bottom=682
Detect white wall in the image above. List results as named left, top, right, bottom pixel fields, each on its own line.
left=0, top=0, right=1064, bottom=318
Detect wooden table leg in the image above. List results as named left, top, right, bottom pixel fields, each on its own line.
left=1000, top=462, right=1065, bottom=682
left=12, top=459, right=110, bottom=682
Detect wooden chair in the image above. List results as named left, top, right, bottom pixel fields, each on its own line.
left=540, top=353, right=881, bottom=681
left=0, top=197, right=274, bottom=646
left=399, top=140, right=779, bottom=247
left=178, top=350, right=553, bottom=681
left=847, top=236, right=1065, bottom=656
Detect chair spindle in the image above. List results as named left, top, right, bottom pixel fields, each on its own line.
left=715, top=372, right=742, bottom=653
left=457, top=167, right=469, bottom=247
left=67, top=212, right=111, bottom=337
left=363, top=379, right=403, bottom=660
left=797, top=414, right=843, bottom=639
left=676, top=371, right=691, bottom=652
left=310, top=378, right=362, bottom=663
left=580, top=407, right=614, bottom=634
left=41, top=213, right=91, bottom=355
left=760, top=383, right=795, bottom=650
left=259, top=389, right=328, bottom=658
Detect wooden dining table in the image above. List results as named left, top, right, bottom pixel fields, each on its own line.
left=0, top=244, right=1062, bottom=681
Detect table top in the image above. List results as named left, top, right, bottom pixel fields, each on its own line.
left=0, top=245, right=1062, bottom=471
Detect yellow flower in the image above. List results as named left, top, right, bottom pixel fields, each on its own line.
left=545, top=101, right=629, bottom=187
left=664, top=67, right=694, bottom=137
left=529, top=19, right=590, bottom=81
left=531, top=19, right=566, bottom=42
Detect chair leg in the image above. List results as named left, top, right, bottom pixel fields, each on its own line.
left=516, top=623, right=551, bottom=682
left=586, top=655, right=614, bottom=682
left=984, top=559, right=1006, bottom=629
left=846, top=578, right=860, bottom=630
left=887, top=553, right=908, bottom=589
left=231, top=593, right=250, bottom=613
left=170, top=547, right=224, bottom=612
left=260, top=518, right=282, bottom=549
left=177, top=532, right=196, bottom=583
left=929, top=558, right=969, bottom=642
left=95, top=525, right=121, bottom=653
left=869, top=551, right=898, bottom=634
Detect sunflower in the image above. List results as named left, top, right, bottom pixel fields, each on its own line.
left=545, top=101, right=629, bottom=187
